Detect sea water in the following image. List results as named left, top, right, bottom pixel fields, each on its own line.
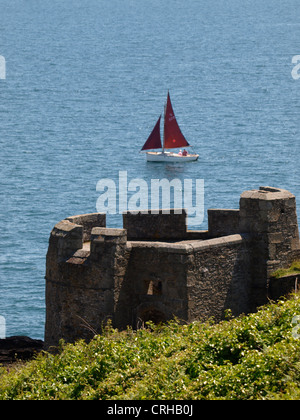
left=0, top=0, right=299, bottom=339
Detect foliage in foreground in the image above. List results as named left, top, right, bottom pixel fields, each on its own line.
left=1, top=295, right=300, bottom=400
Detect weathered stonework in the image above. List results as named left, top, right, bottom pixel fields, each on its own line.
left=44, top=187, right=300, bottom=348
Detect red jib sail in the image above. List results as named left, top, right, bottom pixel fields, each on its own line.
left=163, top=92, right=190, bottom=149
left=141, top=115, right=162, bottom=151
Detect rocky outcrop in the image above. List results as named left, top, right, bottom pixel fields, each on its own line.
left=0, top=336, right=44, bottom=364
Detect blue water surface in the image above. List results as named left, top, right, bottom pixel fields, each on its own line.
left=0, top=0, right=299, bottom=339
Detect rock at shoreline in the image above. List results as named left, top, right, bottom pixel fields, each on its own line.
left=0, top=336, right=44, bottom=364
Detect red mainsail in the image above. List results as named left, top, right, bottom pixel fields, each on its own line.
left=141, top=115, right=162, bottom=151
left=163, top=92, right=190, bottom=149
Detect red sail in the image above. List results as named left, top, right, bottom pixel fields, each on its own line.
left=141, top=115, right=162, bottom=150
left=163, top=93, right=190, bottom=149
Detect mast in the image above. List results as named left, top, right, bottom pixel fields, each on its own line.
left=162, top=99, right=167, bottom=154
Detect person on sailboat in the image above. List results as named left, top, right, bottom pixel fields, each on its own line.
left=178, top=149, right=183, bottom=156
left=182, top=149, right=188, bottom=156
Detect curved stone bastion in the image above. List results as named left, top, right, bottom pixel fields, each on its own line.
left=45, top=187, right=300, bottom=348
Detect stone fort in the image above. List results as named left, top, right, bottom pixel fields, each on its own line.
left=45, top=186, right=300, bottom=348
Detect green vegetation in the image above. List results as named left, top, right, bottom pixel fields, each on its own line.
left=271, top=261, right=300, bottom=279
left=1, top=295, right=300, bottom=400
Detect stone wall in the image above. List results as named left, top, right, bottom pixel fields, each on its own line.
left=208, top=209, right=240, bottom=238
left=123, top=241, right=192, bottom=329
left=102, top=235, right=252, bottom=330
left=186, top=234, right=251, bottom=322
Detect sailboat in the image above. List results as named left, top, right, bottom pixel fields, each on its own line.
left=141, top=92, right=199, bottom=162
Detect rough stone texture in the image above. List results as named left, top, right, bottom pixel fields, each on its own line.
left=51, top=220, right=83, bottom=259
left=187, top=234, right=251, bottom=322
left=66, top=213, right=106, bottom=242
left=208, top=209, right=240, bottom=238
left=44, top=186, right=300, bottom=348
left=123, top=242, right=191, bottom=329
left=45, top=226, right=131, bottom=346
left=239, top=186, right=300, bottom=310
left=123, top=209, right=187, bottom=240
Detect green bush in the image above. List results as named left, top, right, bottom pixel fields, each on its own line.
left=1, top=296, right=300, bottom=400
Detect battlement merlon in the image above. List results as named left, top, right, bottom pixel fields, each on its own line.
left=90, top=227, right=128, bottom=261
left=47, top=186, right=300, bottom=260
left=123, top=208, right=188, bottom=240
left=49, top=220, right=83, bottom=259
left=240, top=186, right=299, bottom=238
left=65, top=213, right=106, bottom=241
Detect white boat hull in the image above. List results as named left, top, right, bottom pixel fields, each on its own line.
left=146, top=152, right=199, bottom=162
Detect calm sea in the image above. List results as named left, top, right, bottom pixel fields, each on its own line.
left=0, top=0, right=299, bottom=339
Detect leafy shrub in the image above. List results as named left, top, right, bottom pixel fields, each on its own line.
left=1, top=296, right=300, bottom=400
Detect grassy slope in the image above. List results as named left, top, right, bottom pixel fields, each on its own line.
left=1, top=295, right=300, bottom=400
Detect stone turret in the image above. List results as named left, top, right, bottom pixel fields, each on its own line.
left=239, top=186, right=300, bottom=309
left=45, top=213, right=106, bottom=347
